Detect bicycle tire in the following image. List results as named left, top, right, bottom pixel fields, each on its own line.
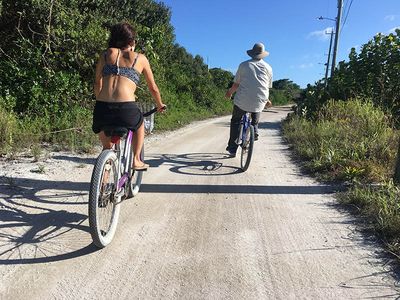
left=88, top=150, right=121, bottom=248
left=240, top=125, right=254, bottom=172
left=128, top=146, right=144, bottom=197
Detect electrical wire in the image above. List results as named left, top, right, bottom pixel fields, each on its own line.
left=342, top=0, right=354, bottom=28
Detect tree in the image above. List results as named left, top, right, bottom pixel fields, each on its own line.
left=209, top=68, right=234, bottom=89
left=270, top=79, right=302, bottom=105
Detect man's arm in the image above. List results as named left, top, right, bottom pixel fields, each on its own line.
left=225, top=82, right=240, bottom=99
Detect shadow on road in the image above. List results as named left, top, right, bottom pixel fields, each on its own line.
left=258, top=120, right=281, bottom=130
left=52, top=154, right=96, bottom=165
left=0, top=177, right=97, bottom=265
left=146, top=152, right=243, bottom=176
left=140, top=183, right=337, bottom=195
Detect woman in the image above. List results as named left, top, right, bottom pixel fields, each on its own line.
left=92, top=22, right=165, bottom=170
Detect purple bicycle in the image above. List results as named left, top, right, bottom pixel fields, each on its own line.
left=88, top=107, right=160, bottom=248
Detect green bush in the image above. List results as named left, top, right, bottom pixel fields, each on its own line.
left=296, top=30, right=400, bottom=125
left=283, top=99, right=398, bottom=182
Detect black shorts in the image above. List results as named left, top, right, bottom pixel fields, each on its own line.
left=92, top=101, right=143, bottom=134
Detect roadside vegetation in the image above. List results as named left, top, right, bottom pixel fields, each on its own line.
left=283, top=29, right=400, bottom=257
left=0, top=0, right=296, bottom=158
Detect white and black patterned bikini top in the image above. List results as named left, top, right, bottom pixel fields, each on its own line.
left=102, top=49, right=140, bottom=85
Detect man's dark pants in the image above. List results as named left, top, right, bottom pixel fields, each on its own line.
left=227, top=105, right=260, bottom=153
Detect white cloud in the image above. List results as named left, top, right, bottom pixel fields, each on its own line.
left=384, top=15, right=396, bottom=22
left=290, top=63, right=314, bottom=69
left=299, top=63, right=314, bottom=69
left=308, top=27, right=334, bottom=41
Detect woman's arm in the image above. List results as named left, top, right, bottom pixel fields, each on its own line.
left=142, top=55, right=165, bottom=111
left=93, top=53, right=105, bottom=98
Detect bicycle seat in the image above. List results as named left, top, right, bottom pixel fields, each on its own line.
left=102, top=126, right=128, bottom=138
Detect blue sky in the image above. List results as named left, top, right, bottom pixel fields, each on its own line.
left=157, top=0, right=399, bottom=88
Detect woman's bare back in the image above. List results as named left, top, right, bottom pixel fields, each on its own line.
left=96, top=48, right=144, bottom=102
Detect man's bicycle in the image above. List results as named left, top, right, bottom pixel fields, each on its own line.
left=236, top=112, right=255, bottom=172
left=88, top=107, right=161, bottom=248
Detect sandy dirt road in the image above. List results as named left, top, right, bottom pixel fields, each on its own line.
left=1, top=106, right=399, bottom=299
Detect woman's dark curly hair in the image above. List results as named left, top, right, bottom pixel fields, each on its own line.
left=108, top=22, right=136, bottom=49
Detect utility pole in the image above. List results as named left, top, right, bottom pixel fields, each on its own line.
left=331, top=0, right=343, bottom=77
left=324, top=30, right=334, bottom=86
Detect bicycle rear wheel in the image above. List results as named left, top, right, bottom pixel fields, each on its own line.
left=128, top=146, right=144, bottom=197
left=89, top=150, right=121, bottom=248
left=240, top=125, right=254, bottom=172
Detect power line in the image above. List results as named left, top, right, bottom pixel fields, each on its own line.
left=342, top=0, right=355, bottom=28
left=342, top=0, right=350, bottom=21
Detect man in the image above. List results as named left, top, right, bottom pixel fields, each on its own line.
left=225, top=42, right=273, bottom=156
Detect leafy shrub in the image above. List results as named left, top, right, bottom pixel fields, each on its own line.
left=296, top=30, right=400, bottom=125
left=283, top=99, right=398, bottom=182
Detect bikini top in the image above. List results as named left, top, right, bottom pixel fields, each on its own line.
left=102, top=49, right=140, bottom=85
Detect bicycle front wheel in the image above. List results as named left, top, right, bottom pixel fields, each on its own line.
left=240, top=125, right=255, bottom=172
left=89, top=150, right=121, bottom=248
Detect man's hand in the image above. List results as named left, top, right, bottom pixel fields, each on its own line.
left=265, top=100, right=272, bottom=109
left=226, top=82, right=239, bottom=100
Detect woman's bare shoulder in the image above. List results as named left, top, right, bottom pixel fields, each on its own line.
left=107, top=47, right=119, bottom=52
left=135, top=52, right=150, bottom=65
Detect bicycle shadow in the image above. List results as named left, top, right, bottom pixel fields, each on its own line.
left=0, top=177, right=98, bottom=265
left=145, top=152, right=243, bottom=176
left=142, top=152, right=340, bottom=195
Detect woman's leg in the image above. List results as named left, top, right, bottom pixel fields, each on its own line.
left=98, top=131, right=113, bottom=149
left=132, top=122, right=146, bottom=167
left=98, top=131, right=112, bottom=191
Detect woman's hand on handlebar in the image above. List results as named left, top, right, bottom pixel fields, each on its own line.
left=157, top=103, right=167, bottom=113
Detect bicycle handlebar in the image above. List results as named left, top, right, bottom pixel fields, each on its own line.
left=143, top=105, right=166, bottom=117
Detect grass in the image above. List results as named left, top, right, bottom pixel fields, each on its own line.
left=338, top=182, right=400, bottom=255
left=283, top=99, right=398, bottom=183
left=0, top=105, right=103, bottom=157
left=283, top=98, right=400, bottom=257
left=0, top=92, right=233, bottom=158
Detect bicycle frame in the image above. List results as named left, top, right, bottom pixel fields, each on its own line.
left=236, top=112, right=251, bottom=146
left=111, top=130, right=133, bottom=199
left=108, top=106, right=159, bottom=200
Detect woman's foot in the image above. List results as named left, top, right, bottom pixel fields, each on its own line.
left=133, top=162, right=149, bottom=171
